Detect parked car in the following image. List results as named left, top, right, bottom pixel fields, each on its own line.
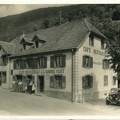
left=106, top=88, right=120, bottom=105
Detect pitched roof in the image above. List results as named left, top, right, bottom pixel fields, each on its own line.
left=0, top=41, right=15, bottom=54
left=32, top=34, right=47, bottom=42
left=20, top=38, right=33, bottom=44
left=10, top=19, right=107, bottom=57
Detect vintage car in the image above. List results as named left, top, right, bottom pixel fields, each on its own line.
left=106, top=88, right=120, bottom=105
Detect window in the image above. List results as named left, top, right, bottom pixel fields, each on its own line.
left=113, top=76, right=116, bottom=85
left=104, top=75, right=108, bottom=86
left=27, top=58, right=35, bottom=69
left=0, top=46, right=1, bottom=51
left=35, top=41, right=39, bottom=48
left=1, top=55, right=8, bottom=66
left=101, top=40, right=106, bottom=49
left=14, top=59, right=26, bottom=69
left=2, top=72, right=6, bottom=83
left=82, top=75, right=93, bottom=89
left=50, top=75, right=66, bottom=89
left=82, top=55, right=93, bottom=68
left=102, top=59, right=109, bottom=69
left=23, top=43, right=26, bottom=50
left=89, top=37, right=94, bottom=46
left=50, top=55, right=66, bottom=68
left=37, top=57, right=47, bottom=68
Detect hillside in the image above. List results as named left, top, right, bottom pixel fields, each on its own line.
left=0, top=4, right=120, bottom=42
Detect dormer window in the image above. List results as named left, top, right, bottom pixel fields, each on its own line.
left=101, top=39, right=106, bottom=49
left=20, top=38, right=33, bottom=50
left=35, top=41, right=39, bottom=48
left=32, top=34, right=47, bottom=49
left=89, top=33, right=94, bottom=47
left=23, top=43, right=26, bottom=50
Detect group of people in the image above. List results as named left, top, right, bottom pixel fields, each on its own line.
left=10, top=79, right=35, bottom=94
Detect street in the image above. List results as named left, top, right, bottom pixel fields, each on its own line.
left=0, top=87, right=120, bottom=116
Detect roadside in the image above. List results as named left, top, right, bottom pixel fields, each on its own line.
left=0, top=87, right=120, bottom=116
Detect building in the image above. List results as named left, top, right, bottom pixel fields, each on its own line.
left=0, top=41, right=15, bottom=89
left=0, top=19, right=117, bottom=102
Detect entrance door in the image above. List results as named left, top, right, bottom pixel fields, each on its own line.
left=38, top=76, right=44, bottom=92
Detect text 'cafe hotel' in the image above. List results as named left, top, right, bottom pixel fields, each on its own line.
left=0, top=19, right=116, bottom=102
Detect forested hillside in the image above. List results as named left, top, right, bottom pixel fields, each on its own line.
left=0, top=4, right=120, bottom=42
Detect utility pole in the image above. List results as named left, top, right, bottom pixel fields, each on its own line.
left=59, top=11, right=62, bottom=25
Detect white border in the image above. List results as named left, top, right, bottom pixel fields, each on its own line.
left=0, top=0, right=120, bottom=4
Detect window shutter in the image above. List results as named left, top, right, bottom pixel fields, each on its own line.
left=82, top=56, right=85, bottom=67
left=102, top=60, right=104, bottom=69
left=50, top=76, right=54, bottom=88
left=14, top=60, right=17, bottom=69
left=44, top=57, right=47, bottom=68
left=34, top=59, right=37, bottom=69
left=62, top=76, right=66, bottom=88
left=1, top=56, right=3, bottom=66
left=90, top=57, right=93, bottom=68
left=107, top=60, right=109, bottom=69
left=62, top=55, right=66, bottom=67
left=50, top=56, right=54, bottom=68
left=90, top=76, right=93, bottom=87
left=82, top=76, right=85, bottom=88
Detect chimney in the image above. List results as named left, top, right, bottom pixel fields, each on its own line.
left=20, top=33, right=25, bottom=39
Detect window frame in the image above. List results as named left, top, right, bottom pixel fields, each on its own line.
left=82, top=55, right=93, bottom=68
left=102, top=59, right=109, bottom=69
left=113, top=76, right=116, bottom=85
left=37, top=57, right=47, bottom=68
left=50, top=75, right=66, bottom=89
left=89, top=36, right=94, bottom=47
left=50, top=54, right=66, bottom=68
left=104, top=75, right=108, bottom=86
left=82, top=75, right=93, bottom=89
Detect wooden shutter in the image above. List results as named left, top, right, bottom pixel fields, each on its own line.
left=44, top=57, right=47, bottom=68
left=107, top=60, right=109, bottom=69
left=62, top=76, right=66, bottom=88
left=50, top=76, right=54, bottom=88
left=33, top=58, right=37, bottom=69
left=14, top=60, right=17, bottom=69
left=89, top=76, right=93, bottom=87
left=82, top=56, right=85, bottom=67
left=50, top=56, right=54, bottom=68
left=82, top=76, right=85, bottom=88
left=90, top=57, right=93, bottom=68
left=62, top=55, right=66, bottom=67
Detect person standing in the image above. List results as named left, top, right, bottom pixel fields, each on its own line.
left=10, top=80, right=16, bottom=92
left=18, top=80, right=23, bottom=93
left=32, top=81, right=35, bottom=94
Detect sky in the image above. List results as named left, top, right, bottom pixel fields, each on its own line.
left=0, top=4, right=66, bottom=18
left=0, top=0, right=120, bottom=18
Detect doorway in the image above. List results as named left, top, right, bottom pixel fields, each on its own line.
left=37, top=76, right=44, bottom=92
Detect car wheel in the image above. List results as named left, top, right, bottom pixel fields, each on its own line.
left=106, top=100, right=110, bottom=105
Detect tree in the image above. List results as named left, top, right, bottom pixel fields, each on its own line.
left=107, top=34, right=120, bottom=79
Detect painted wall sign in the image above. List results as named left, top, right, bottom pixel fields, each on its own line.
left=93, top=61, right=102, bottom=65
left=83, top=46, right=105, bottom=56
left=15, top=69, right=64, bottom=75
